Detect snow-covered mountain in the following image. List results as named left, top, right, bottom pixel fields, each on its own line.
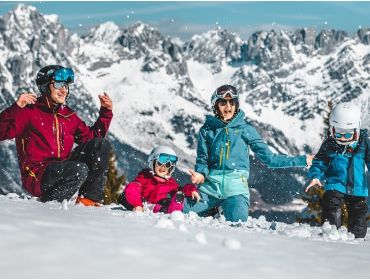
left=1, top=5, right=370, bottom=216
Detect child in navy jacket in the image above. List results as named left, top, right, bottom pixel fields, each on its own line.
left=306, top=102, right=369, bottom=238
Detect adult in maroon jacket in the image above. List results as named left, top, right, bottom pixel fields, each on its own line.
left=0, top=65, right=113, bottom=205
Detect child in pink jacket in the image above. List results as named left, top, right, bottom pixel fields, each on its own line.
left=118, top=145, right=200, bottom=213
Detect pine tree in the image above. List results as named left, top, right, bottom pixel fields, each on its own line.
left=103, top=150, right=125, bottom=205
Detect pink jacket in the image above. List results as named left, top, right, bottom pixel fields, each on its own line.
left=124, top=169, right=197, bottom=208
left=0, top=95, right=113, bottom=196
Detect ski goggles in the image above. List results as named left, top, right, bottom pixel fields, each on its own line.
left=218, top=98, right=237, bottom=106
left=333, top=127, right=354, bottom=139
left=54, top=68, right=74, bottom=83
left=334, top=132, right=354, bottom=139
left=157, top=153, right=178, bottom=167
left=215, top=85, right=238, bottom=99
left=52, top=81, right=69, bottom=90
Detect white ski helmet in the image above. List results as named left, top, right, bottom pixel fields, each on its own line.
left=147, top=145, right=178, bottom=177
left=329, top=102, right=362, bottom=143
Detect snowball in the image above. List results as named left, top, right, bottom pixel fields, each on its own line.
left=155, top=218, right=175, bottom=229
left=222, top=238, right=241, bottom=250
left=195, top=231, right=207, bottom=245
left=170, top=211, right=184, bottom=222
left=178, top=224, right=188, bottom=232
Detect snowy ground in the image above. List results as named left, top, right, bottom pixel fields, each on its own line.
left=1, top=194, right=369, bottom=278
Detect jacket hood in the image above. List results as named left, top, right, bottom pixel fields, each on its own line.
left=204, top=110, right=246, bottom=129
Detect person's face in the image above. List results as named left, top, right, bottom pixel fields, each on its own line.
left=217, top=96, right=236, bottom=121
left=49, top=81, right=69, bottom=104
left=154, top=160, right=171, bottom=177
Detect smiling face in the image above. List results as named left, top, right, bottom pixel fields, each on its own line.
left=49, top=81, right=68, bottom=104
left=154, top=160, right=171, bottom=178
left=217, top=96, right=236, bottom=121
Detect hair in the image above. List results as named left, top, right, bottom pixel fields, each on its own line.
left=214, top=98, right=239, bottom=120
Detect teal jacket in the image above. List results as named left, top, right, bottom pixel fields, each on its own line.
left=195, top=110, right=307, bottom=199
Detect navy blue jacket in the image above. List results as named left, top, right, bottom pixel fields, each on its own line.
left=308, top=129, right=370, bottom=197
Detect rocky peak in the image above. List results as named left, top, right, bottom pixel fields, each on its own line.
left=84, top=21, right=121, bottom=44
left=246, top=29, right=294, bottom=70
left=314, top=29, right=348, bottom=54
left=358, top=28, right=370, bottom=45
left=184, top=27, right=243, bottom=73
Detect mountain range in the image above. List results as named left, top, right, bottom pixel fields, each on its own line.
left=1, top=4, right=370, bottom=218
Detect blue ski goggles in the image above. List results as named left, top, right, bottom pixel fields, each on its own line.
left=54, top=68, right=74, bottom=83
left=157, top=153, right=178, bottom=166
left=334, top=132, right=354, bottom=139
left=333, top=127, right=354, bottom=139
left=215, top=85, right=238, bottom=99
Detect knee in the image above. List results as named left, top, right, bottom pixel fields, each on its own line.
left=223, top=196, right=249, bottom=223
left=93, top=137, right=112, bottom=151
left=76, top=162, right=89, bottom=182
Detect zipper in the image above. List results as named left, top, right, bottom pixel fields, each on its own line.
left=22, top=138, right=25, bottom=154
left=225, top=127, right=230, bottom=160
left=226, top=141, right=230, bottom=160
left=25, top=166, right=38, bottom=181
left=219, top=146, right=224, bottom=166
left=54, top=113, right=61, bottom=158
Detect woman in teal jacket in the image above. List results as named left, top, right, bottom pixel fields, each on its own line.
left=184, top=84, right=312, bottom=223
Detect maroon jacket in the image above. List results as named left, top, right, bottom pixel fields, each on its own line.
left=125, top=169, right=197, bottom=208
left=0, top=95, right=113, bottom=196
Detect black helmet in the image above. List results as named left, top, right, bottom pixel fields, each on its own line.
left=36, top=65, right=74, bottom=95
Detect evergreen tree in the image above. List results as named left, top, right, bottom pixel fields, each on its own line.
left=103, top=150, right=125, bottom=205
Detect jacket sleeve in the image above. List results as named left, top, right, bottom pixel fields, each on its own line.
left=124, top=172, right=147, bottom=208
left=363, top=136, right=370, bottom=171
left=182, top=183, right=198, bottom=197
left=74, top=107, right=113, bottom=144
left=0, top=103, right=29, bottom=141
left=243, top=124, right=307, bottom=168
left=307, top=140, right=330, bottom=181
left=195, top=127, right=210, bottom=176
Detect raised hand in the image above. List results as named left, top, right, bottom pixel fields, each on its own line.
left=16, top=93, right=37, bottom=108
left=305, top=178, right=323, bottom=193
left=189, top=169, right=205, bottom=184
left=98, top=92, right=113, bottom=110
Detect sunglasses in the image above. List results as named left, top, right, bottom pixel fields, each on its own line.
left=54, top=68, right=74, bottom=83
left=218, top=98, right=237, bottom=106
left=334, top=132, right=353, bottom=139
left=216, top=85, right=238, bottom=99
left=52, top=81, right=69, bottom=90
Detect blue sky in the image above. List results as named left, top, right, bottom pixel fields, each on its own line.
left=1, top=1, right=370, bottom=40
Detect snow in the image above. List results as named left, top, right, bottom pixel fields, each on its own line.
left=1, top=194, right=369, bottom=278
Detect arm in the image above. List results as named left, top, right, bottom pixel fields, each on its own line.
left=182, top=183, right=200, bottom=201
left=74, top=107, right=113, bottom=144
left=243, top=124, right=307, bottom=168
left=307, top=140, right=330, bottom=181
left=0, top=101, right=30, bottom=141
left=124, top=173, right=147, bottom=208
left=194, top=127, right=209, bottom=176
left=363, top=135, right=370, bottom=171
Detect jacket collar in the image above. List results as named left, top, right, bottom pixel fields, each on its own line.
left=37, top=95, right=75, bottom=117
left=205, top=110, right=246, bottom=129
